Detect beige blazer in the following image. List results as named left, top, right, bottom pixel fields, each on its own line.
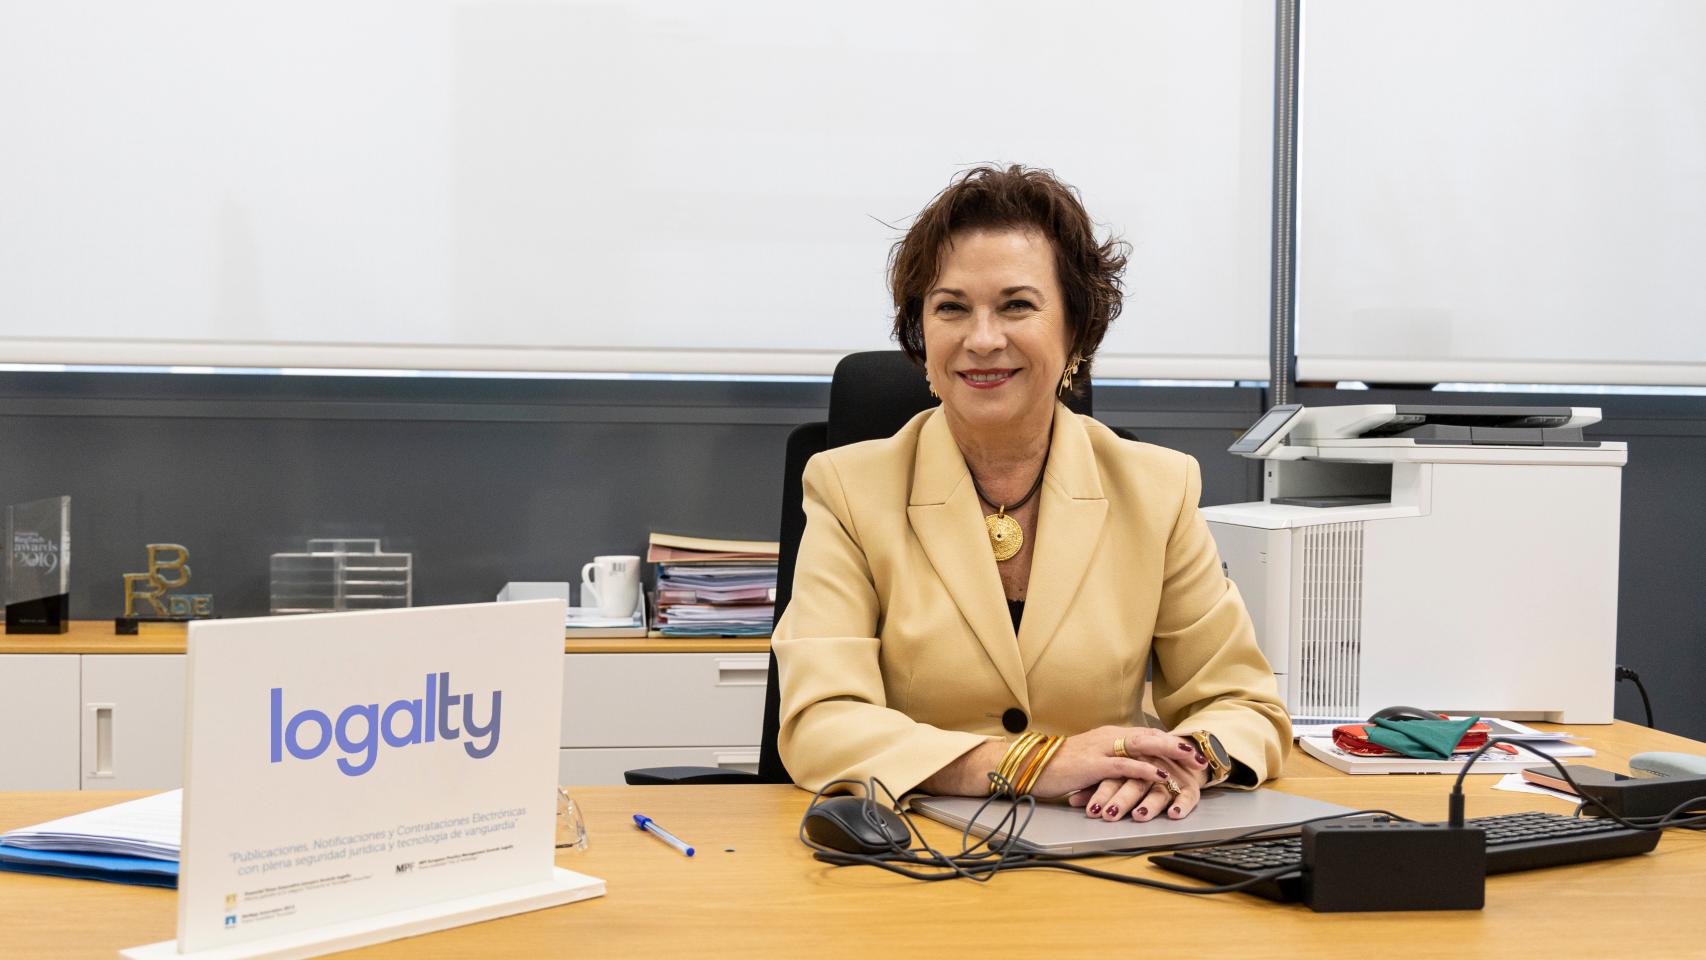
left=773, top=403, right=1290, bottom=795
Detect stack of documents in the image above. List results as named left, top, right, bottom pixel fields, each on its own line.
left=0, top=790, right=181, bottom=887
left=1298, top=717, right=1595, bottom=775
left=649, top=533, right=779, bottom=637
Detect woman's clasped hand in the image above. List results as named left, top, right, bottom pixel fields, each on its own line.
left=1044, top=726, right=1212, bottom=823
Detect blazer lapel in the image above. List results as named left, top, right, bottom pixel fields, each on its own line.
left=1017, top=404, right=1109, bottom=673
left=906, top=410, right=1030, bottom=713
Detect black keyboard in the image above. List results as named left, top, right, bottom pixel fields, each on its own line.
left=1152, top=811, right=1661, bottom=902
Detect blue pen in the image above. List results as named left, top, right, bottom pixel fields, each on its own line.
left=633, top=814, right=695, bottom=857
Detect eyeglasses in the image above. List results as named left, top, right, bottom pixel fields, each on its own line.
left=556, top=787, right=589, bottom=852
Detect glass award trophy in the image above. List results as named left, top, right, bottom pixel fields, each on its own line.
left=6, top=496, right=70, bottom=634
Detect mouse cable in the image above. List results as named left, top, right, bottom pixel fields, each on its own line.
left=808, top=807, right=1410, bottom=893
left=800, top=774, right=1408, bottom=869
left=798, top=777, right=1039, bottom=883
left=1449, top=738, right=1706, bottom=832
left=805, top=809, right=1411, bottom=893
left=800, top=770, right=1299, bottom=894
left=1577, top=793, right=1706, bottom=831
left=798, top=775, right=1411, bottom=893
left=808, top=845, right=1303, bottom=894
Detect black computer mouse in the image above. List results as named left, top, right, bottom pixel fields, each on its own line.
left=803, top=796, right=912, bottom=854
left=1369, top=705, right=1443, bottom=723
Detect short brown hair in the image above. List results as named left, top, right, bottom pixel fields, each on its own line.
left=888, top=165, right=1128, bottom=393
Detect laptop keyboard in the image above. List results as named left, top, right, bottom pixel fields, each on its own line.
left=1151, top=811, right=1661, bottom=902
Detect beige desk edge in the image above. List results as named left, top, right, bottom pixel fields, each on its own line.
left=0, top=621, right=770, bottom=655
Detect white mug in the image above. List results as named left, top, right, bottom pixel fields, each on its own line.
left=580, top=555, right=641, bottom=617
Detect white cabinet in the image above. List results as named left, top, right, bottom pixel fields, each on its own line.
left=80, top=655, right=186, bottom=791
left=0, top=654, right=81, bottom=790
left=560, top=652, right=766, bottom=783
left=0, top=647, right=765, bottom=790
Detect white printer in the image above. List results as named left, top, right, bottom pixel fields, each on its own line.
left=1202, top=404, right=1626, bottom=723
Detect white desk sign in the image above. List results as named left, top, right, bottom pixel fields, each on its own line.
left=124, top=599, right=602, bottom=960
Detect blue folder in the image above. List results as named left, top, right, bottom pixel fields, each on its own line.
left=0, top=843, right=178, bottom=888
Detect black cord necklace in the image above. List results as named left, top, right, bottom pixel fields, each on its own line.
left=968, top=461, right=1047, bottom=562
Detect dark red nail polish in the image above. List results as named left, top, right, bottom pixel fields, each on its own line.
left=1171, top=806, right=1182, bottom=816
left=1106, top=806, right=1119, bottom=818
left=1195, top=753, right=1207, bottom=764
left=1178, top=742, right=1193, bottom=751
left=1088, top=803, right=1101, bottom=815
left=1136, top=807, right=1148, bottom=818
left=1156, top=769, right=1169, bottom=779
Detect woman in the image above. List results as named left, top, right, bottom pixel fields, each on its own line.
left=774, top=166, right=1288, bottom=823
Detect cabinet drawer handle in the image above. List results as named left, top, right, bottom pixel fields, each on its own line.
left=713, top=751, right=760, bottom=773
left=87, top=703, right=116, bottom=779
left=715, top=659, right=767, bottom=687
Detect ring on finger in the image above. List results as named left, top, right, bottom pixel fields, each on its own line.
left=1160, top=777, right=1183, bottom=798
left=1113, top=737, right=1129, bottom=759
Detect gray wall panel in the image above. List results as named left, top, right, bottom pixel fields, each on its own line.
left=0, top=373, right=1261, bottom=621
left=0, top=375, right=825, bottom=620
left=12, top=372, right=1696, bottom=739
left=1092, top=386, right=1267, bottom=506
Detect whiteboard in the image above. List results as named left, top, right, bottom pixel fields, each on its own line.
left=1295, top=0, right=1706, bottom=386
left=0, top=0, right=1275, bottom=378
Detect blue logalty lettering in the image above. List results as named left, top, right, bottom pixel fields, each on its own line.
left=269, top=673, right=502, bottom=777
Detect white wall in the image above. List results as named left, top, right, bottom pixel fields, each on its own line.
left=1295, top=0, right=1706, bottom=386
left=0, top=1, right=1276, bottom=378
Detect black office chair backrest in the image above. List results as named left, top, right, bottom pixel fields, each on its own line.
left=757, top=351, right=1096, bottom=782
left=826, top=351, right=1093, bottom=447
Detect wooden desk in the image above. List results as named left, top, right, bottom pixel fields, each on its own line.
left=5, top=722, right=1705, bottom=959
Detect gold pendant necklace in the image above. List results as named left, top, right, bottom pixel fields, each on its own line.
left=986, top=509, right=1023, bottom=562
left=970, top=460, right=1048, bottom=563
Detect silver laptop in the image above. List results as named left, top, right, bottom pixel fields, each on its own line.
left=909, top=788, right=1360, bottom=855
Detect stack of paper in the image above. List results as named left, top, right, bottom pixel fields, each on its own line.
left=564, top=604, right=647, bottom=635
left=649, top=533, right=779, bottom=637
left=0, top=790, right=181, bottom=887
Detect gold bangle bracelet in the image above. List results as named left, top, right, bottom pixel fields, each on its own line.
left=1010, top=740, right=1050, bottom=796
left=1000, top=732, right=1039, bottom=776
left=1000, top=734, right=1043, bottom=793
left=1003, top=733, right=1041, bottom=781
left=993, top=733, right=1042, bottom=794
left=1013, top=734, right=1061, bottom=796
left=1019, top=735, right=1062, bottom=795
left=1016, top=735, right=1065, bottom=795
left=1025, top=735, right=1068, bottom=795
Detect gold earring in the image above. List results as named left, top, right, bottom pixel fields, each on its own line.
left=1058, top=356, right=1082, bottom=397
left=927, top=379, right=939, bottom=399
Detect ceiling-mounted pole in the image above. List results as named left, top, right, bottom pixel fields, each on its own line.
left=1269, top=0, right=1301, bottom=405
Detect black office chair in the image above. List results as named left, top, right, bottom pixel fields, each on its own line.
left=625, top=351, right=1100, bottom=784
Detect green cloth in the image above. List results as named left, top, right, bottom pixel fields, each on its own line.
left=1366, top=716, right=1480, bottom=760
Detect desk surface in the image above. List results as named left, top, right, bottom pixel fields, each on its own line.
left=4, top=721, right=1705, bottom=959
left=0, top=621, right=770, bottom=655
